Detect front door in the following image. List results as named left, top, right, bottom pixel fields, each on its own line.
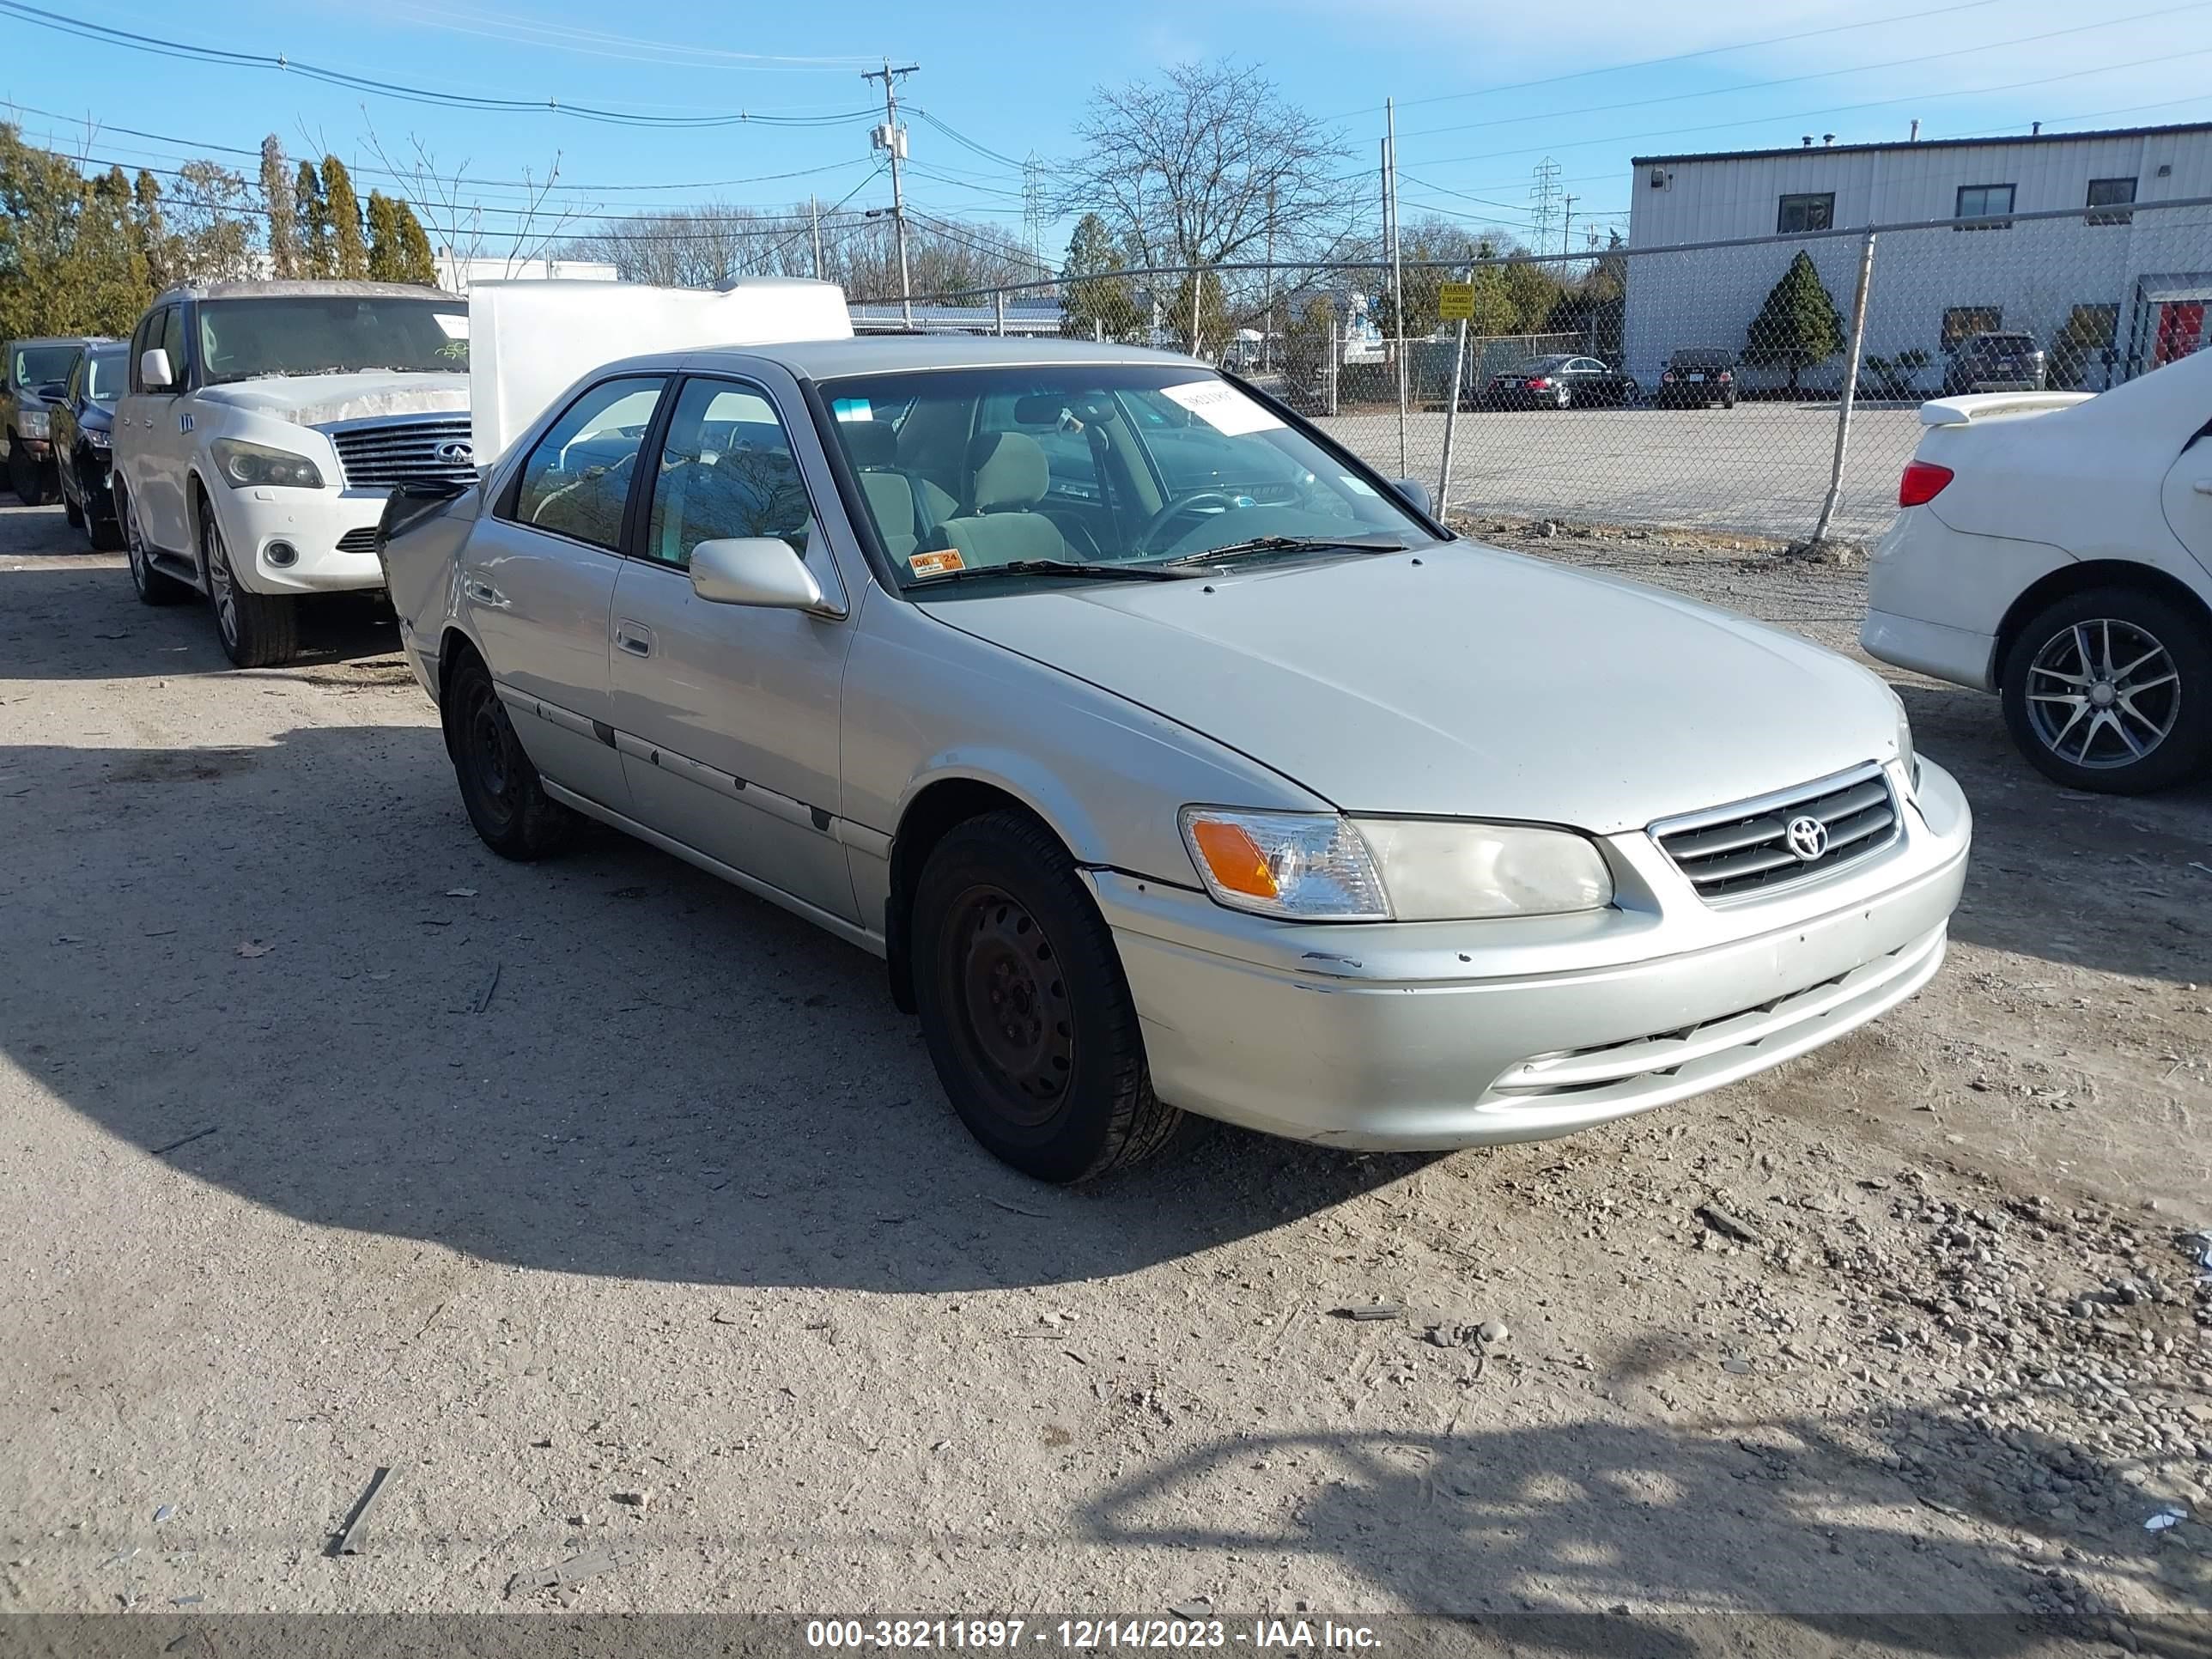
left=468, top=373, right=671, bottom=812
left=119, top=306, right=193, bottom=554
left=607, top=374, right=860, bottom=923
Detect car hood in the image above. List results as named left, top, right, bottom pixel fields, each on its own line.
left=194, top=371, right=470, bottom=429
left=925, top=545, right=1899, bottom=834
left=80, top=402, right=115, bottom=432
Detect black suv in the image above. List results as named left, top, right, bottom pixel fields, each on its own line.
left=5, top=335, right=108, bottom=504
left=1653, top=349, right=1737, bottom=409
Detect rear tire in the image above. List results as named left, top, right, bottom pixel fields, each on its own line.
left=63, top=483, right=83, bottom=527
left=1999, top=586, right=2212, bottom=794
left=912, top=810, right=1182, bottom=1183
left=200, top=498, right=297, bottom=667
left=442, top=648, right=577, bottom=860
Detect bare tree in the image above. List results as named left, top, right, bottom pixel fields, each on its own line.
left=360, top=121, right=590, bottom=283
left=1056, top=60, right=1355, bottom=273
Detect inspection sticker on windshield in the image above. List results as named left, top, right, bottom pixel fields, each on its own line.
left=909, top=548, right=965, bottom=577
left=434, top=313, right=470, bottom=339
left=1161, top=379, right=1284, bottom=436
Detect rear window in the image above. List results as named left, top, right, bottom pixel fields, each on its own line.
left=1668, top=349, right=1732, bottom=367
left=13, top=343, right=81, bottom=389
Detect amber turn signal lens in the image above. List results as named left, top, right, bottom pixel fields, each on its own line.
left=1188, top=819, right=1278, bottom=898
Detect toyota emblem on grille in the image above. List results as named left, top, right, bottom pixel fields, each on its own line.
left=435, top=440, right=474, bottom=464
left=1784, top=815, right=1829, bottom=862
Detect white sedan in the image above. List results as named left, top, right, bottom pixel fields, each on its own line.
left=1862, top=347, right=2212, bottom=793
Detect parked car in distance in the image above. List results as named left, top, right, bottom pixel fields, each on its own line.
left=1942, top=331, right=2047, bottom=394
left=382, top=324, right=1968, bottom=1185
left=50, top=342, right=129, bottom=550
left=1477, top=354, right=1638, bottom=410
left=112, top=280, right=473, bottom=667
left=6, top=334, right=107, bottom=504
left=1863, top=347, right=2212, bottom=793
left=1652, top=349, right=1738, bottom=408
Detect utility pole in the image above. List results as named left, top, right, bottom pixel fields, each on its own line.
left=809, top=195, right=823, bottom=281
left=862, top=59, right=919, bottom=324
left=1529, top=156, right=1562, bottom=254
left=1264, top=184, right=1276, bottom=373
left=1386, top=97, right=1407, bottom=476
left=1562, top=195, right=1576, bottom=258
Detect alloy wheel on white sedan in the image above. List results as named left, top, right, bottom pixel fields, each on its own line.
left=2025, top=617, right=2179, bottom=769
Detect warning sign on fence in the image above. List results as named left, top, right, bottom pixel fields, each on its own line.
left=1436, top=283, right=1474, bottom=321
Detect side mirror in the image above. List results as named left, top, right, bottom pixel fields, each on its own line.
left=690, top=537, right=825, bottom=611
left=1393, top=477, right=1434, bottom=519
left=139, top=348, right=174, bottom=390
left=34, top=381, right=65, bottom=404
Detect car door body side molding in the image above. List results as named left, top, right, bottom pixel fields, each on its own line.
left=505, top=678, right=853, bottom=845
left=538, top=775, right=885, bottom=958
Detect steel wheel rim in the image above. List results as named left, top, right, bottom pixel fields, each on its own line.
left=125, top=499, right=149, bottom=587
left=2026, top=617, right=2181, bottom=769
left=204, top=518, right=239, bottom=646
left=467, top=685, right=514, bottom=812
left=948, top=883, right=1072, bottom=1124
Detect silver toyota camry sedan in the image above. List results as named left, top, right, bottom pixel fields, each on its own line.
left=379, top=336, right=1971, bottom=1183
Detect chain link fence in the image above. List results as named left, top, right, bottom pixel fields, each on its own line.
left=851, top=197, right=2212, bottom=547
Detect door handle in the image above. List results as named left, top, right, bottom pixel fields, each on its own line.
left=2194, top=479, right=2212, bottom=495
left=463, top=578, right=508, bottom=609
left=615, top=619, right=655, bottom=658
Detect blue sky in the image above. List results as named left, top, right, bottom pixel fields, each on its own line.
left=8, top=0, right=2212, bottom=261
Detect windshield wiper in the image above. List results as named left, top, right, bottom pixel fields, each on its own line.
left=910, top=558, right=1196, bottom=586
left=1158, top=535, right=1409, bottom=569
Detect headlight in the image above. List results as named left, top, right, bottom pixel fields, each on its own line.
left=1179, top=808, right=1613, bottom=922
left=19, top=410, right=48, bottom=440
left=88, top=428, right=112, bottom=450
left=211, top=438, right=324, bottom=489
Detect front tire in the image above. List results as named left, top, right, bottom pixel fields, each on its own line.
left=2000, top=586, right=2212, bottom=794
left=121, top=488, right=191, bottom=605
left=200, top=500, right=297, bottom=667
left=441, top=649, right=577, bottom=860
left=63, top=482, right=83, bottom=527
left=911, top=811, right=1183, bottom=1183
left=8, top=438, right=50, bottom=506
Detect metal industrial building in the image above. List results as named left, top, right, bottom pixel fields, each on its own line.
left=1621, top=122, right=2212, bottom=397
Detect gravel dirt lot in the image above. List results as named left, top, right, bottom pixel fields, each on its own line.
left=1316, top=401, right=1928, bottom=544
left=2, top=499, right=2208, bottom=1651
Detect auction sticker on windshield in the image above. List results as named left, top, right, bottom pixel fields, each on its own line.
left=1161, top=379, right=1284, bottom=436
left=910, top=549, right=965, bottom=577
left=434, top=313, right=469, bottom=338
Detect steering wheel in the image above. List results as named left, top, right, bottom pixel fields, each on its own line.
left=1137, top=490, right=1241, bottom=554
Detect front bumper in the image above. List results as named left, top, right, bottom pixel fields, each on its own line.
left=1091, top=758, right=1970, bottom=1151
left=204, top=482, right=392, bottom=595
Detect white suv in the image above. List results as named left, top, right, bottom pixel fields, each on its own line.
left=113, top=280, right=474, bottom=666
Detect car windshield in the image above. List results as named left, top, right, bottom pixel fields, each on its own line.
left=196, top=296, right=469, bottom=385
left=1508, top=356, right=1573, bottom=374
left=83, top=350, right=126, bottom=402
left=13, top=344, right=80, bottom=389
left=817, top=363, right=1431, bottom=586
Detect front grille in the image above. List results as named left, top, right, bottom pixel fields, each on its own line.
left=336, top=526, right=380, bottom=553
left=329, top=416, right=476, bottom=489
left=1652, top=762, right=1899, bottom=902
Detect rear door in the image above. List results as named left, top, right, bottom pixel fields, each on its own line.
left=2162, top=421, right=2212, bottom=580
left=467, top=372, right=671, bottom=812
left=606, top=372, right=860, bottom=923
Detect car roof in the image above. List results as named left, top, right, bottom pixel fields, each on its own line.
left=9, top=335, right=110, bottom=349
left=152, top=279, right=464, bottom=305
left=681, top=335, right=1207, bottom=381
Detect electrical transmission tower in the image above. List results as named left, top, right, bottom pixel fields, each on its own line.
left=1023, top=152, right=1047, bottom=279
left=1529, top=157, right=1562, bottom=253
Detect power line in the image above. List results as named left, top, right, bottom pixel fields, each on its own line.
left=361, top=1, right=884, bottom=71
left=904, top=106, right=1028, bottom=173
left=1398, top=0, right=2212, bottom=142
left=1323, top=0, right=2009, bottom=118
left=0, top=2, right=881, bottom=129
left=1411, top=44, right=2212, bottom=169
left=0, top=100, right=877, bottom=198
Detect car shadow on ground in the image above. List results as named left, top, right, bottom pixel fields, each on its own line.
left=0, top=560, right=402, bottom=680
left=0, top=720, right=1428, bottom=1295
left=1082, top=1395, right=2197, bottom=1651
left=1891, top=682, right=2211, bottom=986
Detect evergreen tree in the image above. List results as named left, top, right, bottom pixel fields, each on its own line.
left=295, top=160, right=331, bottom=277
left=392, top=199, right=439, bottom=285
left=259, top=136, right=298, bottom=277
left=133, top=167, right=170, bottom=289
left=321, top=155, right=368, bottom=277
left=1743, top=249, right=1847, bottom=394
left=1060, top=212, right=1133, bottom=341
left=366, top=191, right=404, bottom=281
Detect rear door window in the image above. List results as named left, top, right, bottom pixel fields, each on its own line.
left=506, top=375, right=668, bottom=551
